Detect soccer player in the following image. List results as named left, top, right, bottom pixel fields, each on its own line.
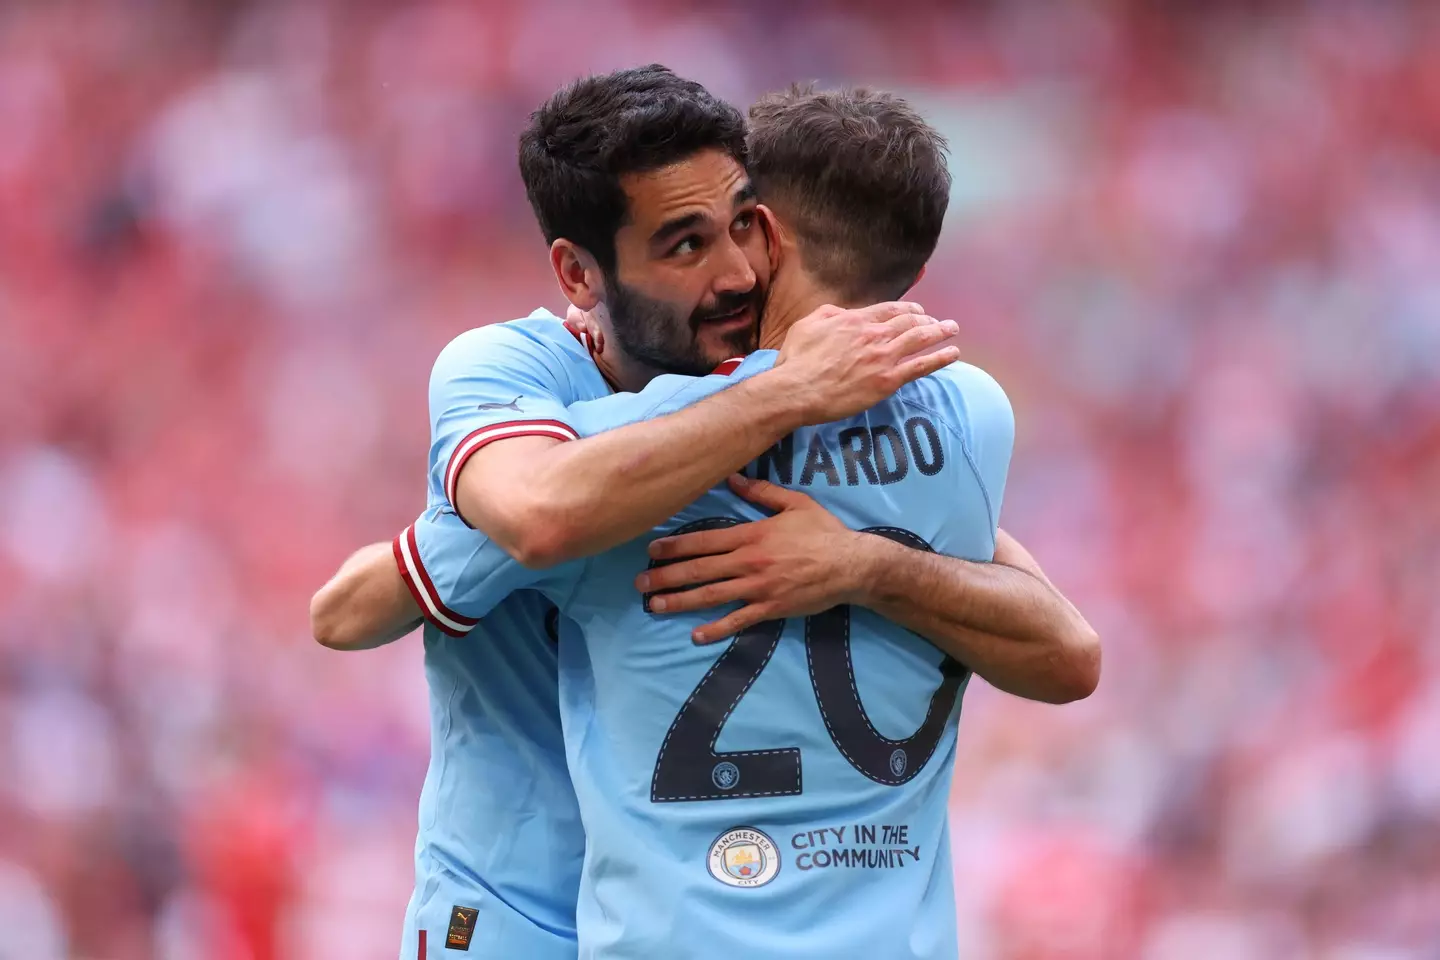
left=382, top=84, right=1093, bottom=959
left=312, top=69, right=1097, bottom=958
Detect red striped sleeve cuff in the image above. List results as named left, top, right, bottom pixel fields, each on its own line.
left=444, top=419, right=579, bottom=512
left=392, top=524, right=481, bottom=637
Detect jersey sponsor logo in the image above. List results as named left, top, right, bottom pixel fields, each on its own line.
left=445, top=905, right=478, bottom=951
left=791, top=823, right=923, bottom=871
left=475, top=395, right=523, bottom=412
left=707, top=827, right=780, bottom=888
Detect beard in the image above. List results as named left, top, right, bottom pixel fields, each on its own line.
left=605, top=274, right=762, bottom=378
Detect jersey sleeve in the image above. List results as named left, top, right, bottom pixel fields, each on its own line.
left=393, top=504, right=582, bottom=633
left=428, top=324, right=584, bottom=513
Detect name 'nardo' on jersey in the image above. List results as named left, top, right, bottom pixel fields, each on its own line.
left=404, top=350, right=1014, bottom=960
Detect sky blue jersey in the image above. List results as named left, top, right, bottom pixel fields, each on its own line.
left=408, top=350, right=1015, bottom=960
left=390, top=309, right=607, bottom=960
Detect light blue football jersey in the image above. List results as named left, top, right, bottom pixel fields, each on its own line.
left=408, top=350, right=1015, bottom=960
left=391, top=309, right=607, bottom=960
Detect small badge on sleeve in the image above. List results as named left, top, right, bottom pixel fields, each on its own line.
left=446, top=905, right=478, bottom=951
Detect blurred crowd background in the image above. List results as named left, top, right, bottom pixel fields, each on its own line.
left=2, top=0, right=1438, bottom=957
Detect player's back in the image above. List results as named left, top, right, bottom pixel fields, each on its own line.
left=554, top=354, right=1014, bottom=959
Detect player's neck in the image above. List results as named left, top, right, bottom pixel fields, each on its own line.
left=757, top=275, right=855, bottom=351
left=592, top=349, right=658, bottom=394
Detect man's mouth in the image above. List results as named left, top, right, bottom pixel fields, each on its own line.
left=697, top=303, right=754, bottom=329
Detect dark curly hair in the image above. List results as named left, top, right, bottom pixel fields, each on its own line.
left=518, top=65, right=749, bottom=273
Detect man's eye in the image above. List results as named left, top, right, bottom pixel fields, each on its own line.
left=672, top=236, right=702, bottom=256
left=734, top=212, right=755, bottom=231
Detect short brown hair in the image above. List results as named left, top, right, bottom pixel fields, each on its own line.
left=747, top=85, right=950, bottom=303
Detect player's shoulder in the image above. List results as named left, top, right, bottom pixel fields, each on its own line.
left=437, top=308, right=584, bottom=360
left=432, top=308, right=588, bottom=377
left=896, top=360, right=1012, bottom=429
left=910, top=359, right=1008, bottom=402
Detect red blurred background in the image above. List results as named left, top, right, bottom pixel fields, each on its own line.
left=1, top=1, right=1438, bottom=957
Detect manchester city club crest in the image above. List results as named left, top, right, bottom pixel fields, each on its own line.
left=711, top=761, right=740, bottom=790
left=707, top=826, right=781, bottom=888
left=889, top=748, right=907, bottom=778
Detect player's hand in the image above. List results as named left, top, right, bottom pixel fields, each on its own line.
left=772, top=301, right=960, bottom=425
left=637, top=476, right=871, bottom=644
left=564, top=304, right=605, bottom=353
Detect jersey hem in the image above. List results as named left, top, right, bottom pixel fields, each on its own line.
left=444, top=419, right=580, bottom=520
left=394, top=525, right=480, bottom=636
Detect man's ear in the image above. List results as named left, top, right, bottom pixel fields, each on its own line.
left=756, top=204, right=783, bottom=278
left=551, top=239, right=605, bottom=311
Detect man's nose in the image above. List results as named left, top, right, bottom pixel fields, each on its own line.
left=710, top=235, right=757, bottom=295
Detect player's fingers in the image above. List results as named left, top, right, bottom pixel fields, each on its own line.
left=885, top=319, right=958, bottom=356
left=794, top=303, right=844, bottom=328
left=693, top=603, right=776, bottom=645
left=648, top=577, right=754, bottom=615
left=893, top=345, right=962, bottom=384
left=649, top=525, right=750, bottom=562
left=565, top=307, right=605, bottom=353
left=856, top=300, right=924, bottom=323
left=871, top=311, right=928, bottom=339
left=728, top=475, right=812, bottom=512
left=637, top=553, right=746, bottom=594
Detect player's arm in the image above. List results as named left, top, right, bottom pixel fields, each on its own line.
left=884, top=366, right=1099, bottom=703
left=310, top=542, right=422, bottom=651
left=849, top=529, right=1100, bottom=703
left=643, top=366, right=1100, bottom=704
left=310, top=504, right=573, bottom=650
left=452, top=303, right=960, bottom=568
left=641, top=479, right=1100, bottom=704
left=306, top=318, right=573, bottom=651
